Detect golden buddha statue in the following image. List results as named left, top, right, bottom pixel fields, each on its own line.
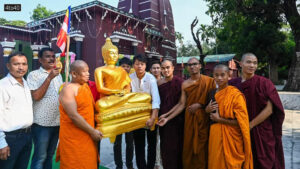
left=95, top=38, right=153, bottom=142
left=55, top=56, right=63, bottom=73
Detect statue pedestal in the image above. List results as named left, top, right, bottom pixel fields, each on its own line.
left=95, top=93, right=155, bottom=143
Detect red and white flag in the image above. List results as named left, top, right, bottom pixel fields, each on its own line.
left=56, top=6, right=71, bottom=53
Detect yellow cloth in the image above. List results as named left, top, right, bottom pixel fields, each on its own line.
left=208, top=86, right=253, bottom=169
left=182, top=75, right=215, bottom=169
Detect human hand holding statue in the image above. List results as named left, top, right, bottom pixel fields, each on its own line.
left=89, top=129, right=103, bottom=141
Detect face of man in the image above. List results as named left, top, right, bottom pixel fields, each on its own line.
left=7, top=55, right=28, bottom=79
left=240, top=55, right=258, bottom=75
left=150, top=63, right=161, bottom=78
left=213, top=67, right=229, bottom=88
left=121, top=64, right=131, bottom=74
left=73, top=63, right=90, bottom=85
left=161, top=61, right=174, bottom=78
left=133, top=60, right=146, bottom=76
left=39, top=51, right=56, bottom=71
left=187, top=58, right=201, bottom=75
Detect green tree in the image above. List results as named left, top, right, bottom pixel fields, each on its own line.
left=31, top=4, right=55, bottom=21
left=204, top=0, right=296, bottom=85
left=0, top=18, right=27, bottom=27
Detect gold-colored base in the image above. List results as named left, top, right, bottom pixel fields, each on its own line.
left=96, top=111, right=154, bottom=142
left=95, top=93, right=154, bottom=143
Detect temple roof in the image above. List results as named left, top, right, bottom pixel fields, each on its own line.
left=27, top=0, right=152, bottom=28
left=177, top=54, right=236, bottom=64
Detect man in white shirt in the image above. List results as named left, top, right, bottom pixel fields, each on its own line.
left=0, top=52, right=33, bottom=169
left=130, top=54, right=160, bottom=169
left=27, top=48, right=63, bottom=169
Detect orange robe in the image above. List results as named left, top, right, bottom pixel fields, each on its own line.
left=208, top=86, right=253, bottom=169
left=56, top=83, right=98, bottom=169
left=182, top=75, right=215, bottom=169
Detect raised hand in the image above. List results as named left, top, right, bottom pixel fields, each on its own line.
left=48, top=67, right=61, bottom=80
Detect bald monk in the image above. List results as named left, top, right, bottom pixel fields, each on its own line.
left=158, top=58, right=215, bottom=169
left=158, top=59, right=184, bottom=169
left=206, top=64, right=252, bottom=169
left=57, top=60, right=102, bottom=169
left=229, top=53, right=285, bottom=169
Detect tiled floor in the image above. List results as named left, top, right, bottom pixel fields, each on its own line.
left=99, top=110, right=300, bottom=169
left=283, top=110, right=300, bottom=169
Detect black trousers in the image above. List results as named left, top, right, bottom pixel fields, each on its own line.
left=133, top=127, right=157, bottom=169
left=113, top=132, right=134, bottom=169
left=0, top=128, right=32, bottom=169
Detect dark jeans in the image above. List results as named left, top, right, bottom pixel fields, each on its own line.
left=113, top=132, right=134, bottom=169
left=0, top=128, right=32, bottom=169
left=133, top=127, right=157, bottom=169
left=31, top=124, right=59, bottom=169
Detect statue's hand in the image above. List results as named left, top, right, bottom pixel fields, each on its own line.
left=114, top=89, right=125, bottom=97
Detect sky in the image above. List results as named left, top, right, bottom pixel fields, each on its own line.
left=0, top=0, right=212, bottom=43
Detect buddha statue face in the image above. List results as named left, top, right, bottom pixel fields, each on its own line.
left=102, top=38, right=119, bottom=65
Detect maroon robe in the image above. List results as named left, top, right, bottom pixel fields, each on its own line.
left=158, top=76, right=184, bottom=169
left=87, top=80, right=100, bottom=102
left=229, top=75, right=285, bottom=169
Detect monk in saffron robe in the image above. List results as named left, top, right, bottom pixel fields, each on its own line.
left=229, top=53, right=285, bottom=169
left=157, top=60, right=184, bottom=169
left=57, top=60, right=102, bottom=169
left=158, top=58, right=215, bottom=169
left=206, top=64, right=253, bottom=169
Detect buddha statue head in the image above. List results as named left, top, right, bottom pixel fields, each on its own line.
left=102, top=38, right=119, bottom=65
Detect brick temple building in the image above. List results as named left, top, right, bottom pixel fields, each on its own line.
left=0, top=0, right=177, bottom=79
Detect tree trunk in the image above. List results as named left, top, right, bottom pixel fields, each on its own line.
left=269, top=58, right=279, bottom=84
left=283, top=0, right=300, bottom=91
left=284, top=42, right=300, bottom=91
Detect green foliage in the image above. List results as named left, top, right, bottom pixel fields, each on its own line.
left=0, top=17, right=27, bottom=27
left=177, top=41, right=200, bottom=57
left=31, top=4, right=55, bottom=21
left=203, top=0, right=295, bottom=81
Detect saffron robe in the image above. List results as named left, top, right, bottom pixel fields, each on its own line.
left=182, top=75, right=215, bottom=169
left=158, top=76, right=184, bottom=169
left=208, top=86, right=253, bottom=169
left=229, top=75, right=285, bottom=169
left=56, top=83, right=98, bottom=169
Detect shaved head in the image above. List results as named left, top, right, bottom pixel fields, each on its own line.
left=241, top=53, right=257, bottom=62
left=70, top=60, right=90, bottom=84
left=70, top=60, right=88, bottom=73
left=213, top=64, right=229, bottom=73
left=161, top=59, right=173, bottom=66
left=187, top=57, right=200, bottom=64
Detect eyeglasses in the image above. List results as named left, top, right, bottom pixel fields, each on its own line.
left=187, top=63, right=199, bottom=67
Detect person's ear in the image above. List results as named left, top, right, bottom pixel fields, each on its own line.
left=38, top=57, right=43, bottom=64
left=238, top=61, right=242, bottom=68
left=6, top=63, right=10, bottom=71
left=71, top=71, right=76, bottom=78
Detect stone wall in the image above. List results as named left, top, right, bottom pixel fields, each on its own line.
left=279, top=92, right=300, bottom=110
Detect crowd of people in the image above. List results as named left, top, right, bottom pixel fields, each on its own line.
left=0, top=47, right=285, bottom=169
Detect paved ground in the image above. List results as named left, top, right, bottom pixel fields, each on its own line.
left=99, top=110, right=300, bottom=169
left=283, top=110, right=300, bottom=169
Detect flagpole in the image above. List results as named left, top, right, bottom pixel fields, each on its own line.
left=65, top=35, right=70, bottom=82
